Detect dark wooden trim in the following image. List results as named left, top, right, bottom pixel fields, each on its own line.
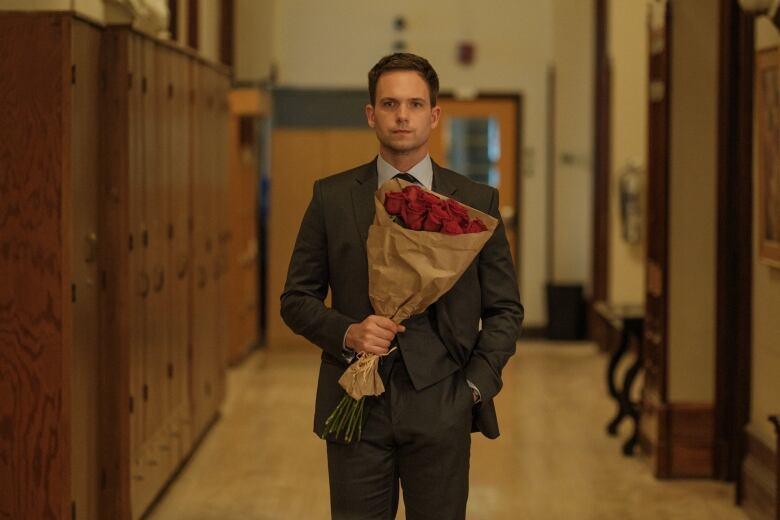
left=668, top=404, right=715, bottom=478
left=168, top=0, right=178, bottom=41
left=714, top=0, right=755, bottom=491
left=590, top=0, right=609, bottom=342
left=520, top=326, right=547, bottom=340
left=641, top=400, right=714, bottom=478
left=219, top=0, right=233, bottom=67
left=741, top=426, right=777, bottom=520
left=187, top=0, right=198, bottom=50
left=642, top=1, right=672, bottom=438
left=98, top=26, right=133, bottom=520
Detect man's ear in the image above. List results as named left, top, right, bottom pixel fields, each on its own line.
left=365, top=104, right=376, bottom=128
left=430, top=105, right=441, bottom=129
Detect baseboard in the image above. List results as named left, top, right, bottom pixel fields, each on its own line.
left=641, top=398, right=714, bottom=478
left=520, top=326, right=546, bottom=339
left=741, top=424, right=777, bottom=520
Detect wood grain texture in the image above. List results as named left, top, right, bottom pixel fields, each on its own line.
left=640, top=399, right=714, bottom=478
left=0, top=12, right=71, bottom=520
left=70, top=17, right=102, bottom=520
left=99, top=26, right=133, bottom=520
left=741, top=426, right=776, bottom=520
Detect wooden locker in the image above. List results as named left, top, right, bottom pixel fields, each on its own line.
left=70, top=17, right=102, bottom=520
left=215, top=73, right=230, bottom=405
left=130, top=31, right=153, bottom=516
left=167, top=49, right=193, bottom=464
left=190, top=61, right=214, bottom=439
left=0, top=11, right=107, bottom=520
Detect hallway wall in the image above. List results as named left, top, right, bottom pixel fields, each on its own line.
left=752, top=16, right=780, bottom=445
left=551, top=0, right=594, bottom=288
left=607, top=0, right=647, bottom=306
left=234, top=0, right=274, bottom=83
left=667, top=0, right=718, bottom=403
left=240, top=0, right=554, bottom=327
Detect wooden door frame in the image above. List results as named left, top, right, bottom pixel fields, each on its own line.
left=713, top=0, right=754, bottom=494
left=436, top=92, right=524, bottom=277
left=590, top=0, right=610, bottom=344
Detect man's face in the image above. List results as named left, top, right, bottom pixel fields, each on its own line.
left=366, top=70, right=441, bottom=159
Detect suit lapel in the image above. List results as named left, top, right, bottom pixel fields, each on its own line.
left=351, top=160, right=378, bottom=253
left=431, top=160, right=458, bottom=197
left=431, top=160, right=461, bottom=337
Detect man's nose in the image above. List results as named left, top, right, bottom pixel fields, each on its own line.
left=396, top=105, right=409, bottom=122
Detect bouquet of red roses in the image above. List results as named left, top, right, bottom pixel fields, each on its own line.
left=322, top=177, right=498, bottom=443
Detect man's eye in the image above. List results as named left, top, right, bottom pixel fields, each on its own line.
left=412, top=102, right=423, bottom=108
left=383, top=101, right=395, bottom=107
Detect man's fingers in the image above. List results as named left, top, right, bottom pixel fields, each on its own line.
left=370, top=315, right=406, bottom=334
left=368, top=324, right=395, bottom=342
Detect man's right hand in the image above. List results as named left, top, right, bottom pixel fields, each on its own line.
left=345, top=315, right=406, bottom=356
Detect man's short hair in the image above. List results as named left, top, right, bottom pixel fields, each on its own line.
left=368, top=53, right=440, bottom=107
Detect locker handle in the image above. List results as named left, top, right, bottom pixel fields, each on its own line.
left=85, top=232, right=97, bottom=263
left=138, top=272, right=150, bottom=297
left=197, top=266, right=207, bottom=288
left=153, top=265, right=165, bottom=292
left=177, top=255, right=189, bottom=278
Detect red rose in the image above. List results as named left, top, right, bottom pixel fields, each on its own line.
left=446, top=198, right=470, bottom=225
left=423, top=203, right=450, bottom=232
left=465, top=218, right=488, bottom=233
left=402, top=185, right=424, bottom=202
left=441, top=219, right=464, bottom=235
left=401, top=200, right=427, bottom=230
left=384, top=192, right=405, bottom=215
left=420, top=190, right=442, bottom=207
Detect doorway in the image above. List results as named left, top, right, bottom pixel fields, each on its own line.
left=428, top=96, right=522, bottom=266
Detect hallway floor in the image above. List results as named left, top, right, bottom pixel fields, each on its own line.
left=148, top=342, right=748, bottom=519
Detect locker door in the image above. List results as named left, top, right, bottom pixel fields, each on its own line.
left=70, top=18, right=101, bottom=520
left=128, top=31, right=149, bottom=516
left=151, top=43, right=175, bottom=479
left=167, top=50, right=193, bottom=462
left=137, top=37, right=167, bottom=513
left=190, top=60, right=210, bottom=437
left=214, top=72, right=230, bottom=404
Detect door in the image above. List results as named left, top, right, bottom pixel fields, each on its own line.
left=70, top=18, right=102, bottom=520
left=428, top=97, right=521, bottom=264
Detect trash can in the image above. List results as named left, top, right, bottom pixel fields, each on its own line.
left=545, top=283, right=585, bottom=340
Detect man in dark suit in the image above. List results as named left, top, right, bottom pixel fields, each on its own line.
left=281, top=53, right=523, bottom=520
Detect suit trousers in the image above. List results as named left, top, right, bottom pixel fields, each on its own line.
left=326, top=351, right=473, bottom=520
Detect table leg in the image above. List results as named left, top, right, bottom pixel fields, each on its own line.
left=606, top=327, right=630, bottom=436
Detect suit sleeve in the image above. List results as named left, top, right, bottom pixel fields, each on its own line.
left=464, top=188, right=524, bottom=403
left=280, top=180, right=358, bottom=359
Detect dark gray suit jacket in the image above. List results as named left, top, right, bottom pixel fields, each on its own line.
left=280, top=158, right=523, bottom=440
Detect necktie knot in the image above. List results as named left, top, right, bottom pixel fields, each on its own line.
left=393, top=172, right=420, bottom=184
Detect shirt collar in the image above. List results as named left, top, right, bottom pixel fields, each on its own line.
left=376, top=153, right=434, bottom=190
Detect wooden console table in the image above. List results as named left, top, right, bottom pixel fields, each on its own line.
left=594, top=302, right=645, bottom=455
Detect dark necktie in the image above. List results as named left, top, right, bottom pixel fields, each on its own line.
left=393, top=172, right=420, bottom=185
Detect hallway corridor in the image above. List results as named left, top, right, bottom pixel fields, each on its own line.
left=147, top=342, right=746, bottom=520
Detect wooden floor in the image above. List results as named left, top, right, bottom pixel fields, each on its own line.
left=147, top=341, right=748, bottom=519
